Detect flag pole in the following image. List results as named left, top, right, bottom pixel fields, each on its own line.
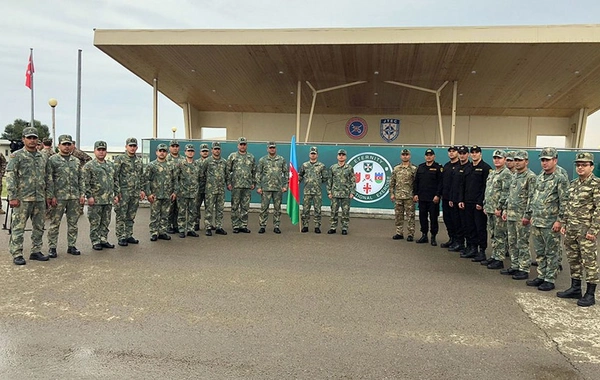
left=76, top=49, right=82, bottom=145
left=30, top=48, right=34, bottom=129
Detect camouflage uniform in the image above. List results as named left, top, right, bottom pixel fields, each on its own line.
left=176, top=156, right=200, bottom=234
left=145, top=159, right=177, bottom=236
left=83, top=153, right=116, bottom=246
left=389, top=161, right=417, bottom=237
left=256, top=148, right=287, bottom=228
left=7, top=145, right=46, bottom=258
left=0, top=152, right=6, bottom=212
left=46, top=145, right=84, bottom=250
left=227, top=150, right=256, bottom=230
left=200, top=152, right=228, bottom=230
left=483, top=161, right=512, bottom=261
left=194, top=144, right=210, bottom=229
left=328, top=157, right=355, bottom=232
left=72, top=146, right=92, bottom=215
left=114, top=147, right=145, bottom=242
left=298, top=152, right=327, bottom=229
left=166, top=152, right=184, bottom=231
left=40, top=147, right=55, bottom=161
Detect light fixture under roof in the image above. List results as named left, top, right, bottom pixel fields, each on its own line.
left=212, top=89, right=216, bottom=93
left=191, top=69, right=196, bottom=73
left=279, top=70, right=284, bottom=74
left=374, top=71, right=379, bottom=75
left=574, top=70, right=580, bottom=74
left=374, top=92, right=378, bottom=96
left=471, top=70, right=477, bottom=74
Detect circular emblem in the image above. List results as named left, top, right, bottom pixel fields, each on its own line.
left=348, top=152, right=392, bottom=203
left=345, top=117, right=368, bottom=140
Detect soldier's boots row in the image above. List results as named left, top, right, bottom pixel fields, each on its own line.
left=526, top=277, right=555, bottom=291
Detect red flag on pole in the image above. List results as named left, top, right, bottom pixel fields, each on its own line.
left=25, top=52, right=34, bottom=89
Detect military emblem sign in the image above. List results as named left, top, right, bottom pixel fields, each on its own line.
left=345, top=117, right=368, bottom=140
left=380, top=118, right=400, bottom=143
left=348, top=152, right=392, bottom=203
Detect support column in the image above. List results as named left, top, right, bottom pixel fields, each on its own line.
left=451, top=81, right=458, bottom=146
left=152, top=78, right=158, bottom=138
left=296, top=81, right=301, bottom=140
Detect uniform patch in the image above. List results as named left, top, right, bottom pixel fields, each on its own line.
left=345, top=117, right=368, bottom=140
left=348, top=152, right=392, bottom=203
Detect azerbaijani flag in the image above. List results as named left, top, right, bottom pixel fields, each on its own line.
left=287, top=135, right=300, bottom=224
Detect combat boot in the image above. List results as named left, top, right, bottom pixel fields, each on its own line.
left=471, top=249, right=486, bottom=262
left=440, top=237, right=454, bottom=248
left=448, top=240, right=465, bottom=252
left=577, top=283, right=596, bottom=307
left=460, top=245, right=477, bottom=258
left=487, top=260, right=504, bottom=270
left=430, top=235, right=437, bottom=246
left=557, top=278, right=582, bottom=299
left=416, top=234, right=428, bottom=244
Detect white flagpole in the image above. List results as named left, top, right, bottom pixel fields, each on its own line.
left=30, top=48, right=34, bottom=129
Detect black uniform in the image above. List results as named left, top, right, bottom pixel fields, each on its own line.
left=441, top=159, right=459, bottom=240
left=460, top=160, right=492, bottom=250
left=413, top=161, right=443, bottom=235
left=449, top=160, right=470, bottom=247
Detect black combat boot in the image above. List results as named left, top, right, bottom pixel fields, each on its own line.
left=448, top=240, right=465, bottom=252
left=440, top=237, right=454, bottom=248
left=557, top=278, right=582, bottom=299
left=460, top=245, right=477, bottom=258
left=471, top=249, right=486, bottom=262
left=430, top=235, right=437, bottom=246
left=577, top=283, right=596, bottom=307
left=416, top=234, right=428, bottom=244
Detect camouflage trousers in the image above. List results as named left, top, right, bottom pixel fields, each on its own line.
left=9, top=201, right=45, bottom=258
left=507, top=220, right=531, bottom=271
left=302, top=194, right=322, bottom=228
left=150, top=198, right=170, bottom=236
left=394, top=199, right=415, bottom=236
left=259, top=191, right=282, bottom=227
left=195, top=192, right=206, bottom=227
left=330, top=197, right=351, bottom=231
left=168, top=199, right=178, bottom=230
left=88, top=204, right=112, bottom=245
left=231, top=188, right=251, bottom=229
left=531, top=226, right=562, bottom=283
left=48, top=199, right=80, bottom=248
left=177, top=197, right=197, bottom=233
left=205, top=193, right=224, bottom=229
left=115, top=195, right=140, bottom=240
left=564, top=228, right=599, bottom=284
left=487, top=214, right=508, bottom=261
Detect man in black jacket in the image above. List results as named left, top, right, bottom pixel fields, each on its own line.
left=448, top=145, right=470, bottom=253
left=413, top=149, right=443, bottom=246
left=440, top=146, right=459, bottom=248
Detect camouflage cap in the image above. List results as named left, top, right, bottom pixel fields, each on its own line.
left=126, top=137, right=138, bottom=146
left=238, top=137, right=247, bottom=144
left=267, top=141, right=276, bottom=148
left=23, top=126, right=38, bottom=137
left=200, top=143, right=209, bottom=152
left=94, top=140, right=107, bottom=150
left=505, top=151, right=516, bottom=161
left=156, top=143, right=168, bottom=151
left=212, top=141, right=221, bottom=149
left=170, top=140, right=179, bottom=146
left=492, top=149, right=506, bottom=158
left=457, top=145, right=469, bottom=153
left=425, top=148, right=435, bottom=155
left=185, top=144, right=195, bottom=151
left=401, top=148, right=411, bottom=154
left=574, top=152, right=594, bottom=163
left=310, top=146, right=318, bottom=153
left=447, top=145, right=458, bottom=151
left=539, top=147, right=558, bottom=159
left=470, top=145, right=482, bottom=153
left=337, top=149, right=347, bottom=155
left=58, top=134, right=73, bottom=144
left=42, top=138, right=52, bottom=145
left=514, top=150, right=528, bottom=160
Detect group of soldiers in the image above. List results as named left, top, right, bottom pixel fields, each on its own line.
left=390, top=145, right=600, bottom=307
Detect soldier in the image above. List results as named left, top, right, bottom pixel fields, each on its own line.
left=194, top=143, right=210, bottom=231
left=389, top=148, right=417, bottom=241
left=557, top=152, right=600, bottom=307
left=83, top=141, right=118, bottom=251
left=505, top=151, right=516, bottom=172
left=501, top=150, right=536, bottom=280
left=413, top=148, right=443, bottom=245
left=46, top=134, right=84, bottom=257
left=299, top=146, right=328, bottom=234
left=440, top=146, right=459, bottom=248
left=447, top=145, right=470, bottom=253
left=0, top=151, right=6, bottom=214
left=200, top=142, right=228, bottom=236
left=72, top=141, right=92, bottom=216
left=6, top=127, right=49, bottom=265
left=525, top=147, right=569, bottom=291
left=145, top=143, right=177, bottom=241
left=227, top=137, right=256, bottom=233
left=481, top=150, right=512, bottom=270
left=256, top=141, right=287, bottom=234
left=176, top=144, right=200, bottom=238
left=114, top=137, right=145, bottom=247
left=166, top=140, right=183, bottom=234
left=40, top=138, right=54, bottom=160
left=327, top=149, right=355, bottom=235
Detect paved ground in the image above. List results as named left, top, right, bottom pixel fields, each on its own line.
left=1, top=206, right=599, bottom=379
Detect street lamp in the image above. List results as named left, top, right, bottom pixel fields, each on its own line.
left=171, top=126, right=177, bottom=139
left=48, top=98, right=58, bottom=149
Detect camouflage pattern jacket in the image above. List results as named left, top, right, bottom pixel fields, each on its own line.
left=195, top=157, right=208, bottom=194
left=529, top=170, right=569, bottom=228
left=6, top=148, right=46, bottom=202
left=256, top=154, right=287, bottom=192
left=176, top=160, right=200, bottom=199
left=145, top=160, right=177, bottom=200
left=72, top=148, right=92, bottom=169
left=226, top=151, right=256, bottom=189
left=483, top=166, right=512, bottom=214
left=389, top=163, right=417, bottom=201
left=83, top=159, right=116, bottom=205
left=46, top=153, right=83, bottom=200
left=199, top=156, right=228, bottom=195
left=505, top=169, right=536, bottom=222
left=299, top=160, right=327, bottom=195
left=0, top=152, right=7, bottom=178
left=328, top=163, right=355, bottom=198
left=563, top=174, right=600, bottom=235
left=113, top=153, right=144, bottom=198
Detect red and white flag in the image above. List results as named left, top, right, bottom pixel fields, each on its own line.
left=25, top=52, right=34, bottom=89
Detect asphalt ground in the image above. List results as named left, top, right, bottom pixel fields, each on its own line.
left=1, top=205, right=599, bottom=379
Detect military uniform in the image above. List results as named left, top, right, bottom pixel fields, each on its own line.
left=146, top=144, right=178, bottom=238
left=441, top=146, right=459, bottom=247
left=176, top=144, right=200, bottom=235
left=194, top=143, right=210, bottom=230
left=389, top=149, right=417, bottom=239
left=46, top=134, right=84, bottom=255
left=256, top=142, right=287, bottom=232
left=299, top=146, right=327, bottom=232
left=166, top=141, right=184, bottom=233
left=447, top=146, right=470, bottom=252
left=200, top=142, right=228, bottom=233
left=227, top=137, right=256, bottom=232
left=6, top=127, right=48, bottom=263
left=0, top=152, right=6, bottom=213
left=113, top=137, right=145, bottom=245
left=72, top=145, right=92, bottom=216
left=413, top=149, right=443, bottom=243
left=328, top=149, right=355, bottom=233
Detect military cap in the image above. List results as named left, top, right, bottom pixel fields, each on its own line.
left=310, top=146, right=318, bottom=153
left=492, top=149, right=506, bottom=158
left=539, top=147, right=558, bottom=159
left=58, top=134, right=73, bottom=144
left=170, top=140, right=179, bottom=146
left=470, top=145, right=482, bottom=153
left=514, top=150, right=528, bottom=160
left=94, top=140, right=107, bottom=150
left=425, top=148, right=435, bottom=155
left=574, top=152, right=594, bottom=163
left=23, top=126, right=38, bottom=138
left=42, top=138, right=52, bottom=145
left=185, top=144, right=195, bottom=151
left=156, top=143, right=168, bottom=151
left=457, top=145, right=469, bottom=154
left=401, top=148, right=411, bottom=154
left=447, top=145, right=458, bottom=151
left=212, top=141, right=221, bottom=149
left=337, top=149, right=347, bottom=155
left=126, top=137, right=138, bottom=146
left=268, top=141, right=276, bottom=148
left=200, top=143, right=209, bottom=152
left=238, top=137, right=247, bottom=144
left=505, top=151, right=516, bottom=161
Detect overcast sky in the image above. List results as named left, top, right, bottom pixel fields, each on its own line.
left=2, top=0, right=600, bottom=148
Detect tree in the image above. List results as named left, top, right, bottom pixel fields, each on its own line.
left=2, top=119, right=50, bottom=141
